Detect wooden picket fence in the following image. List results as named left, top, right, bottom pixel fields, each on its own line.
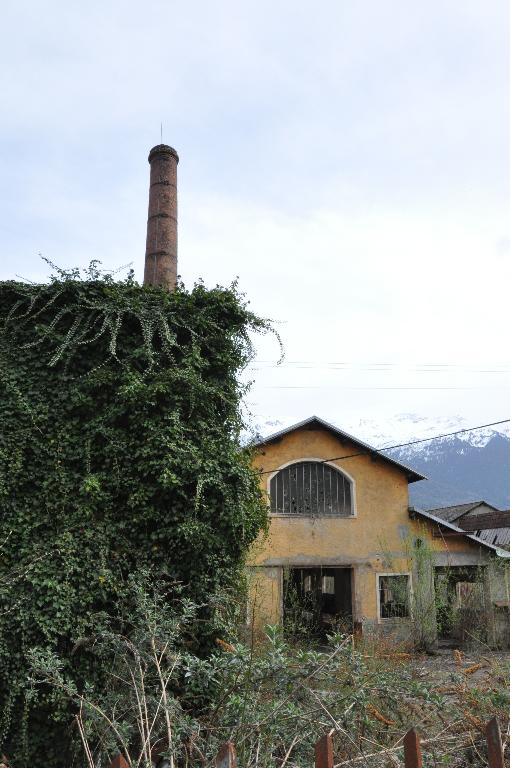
left=104, top=716, right=506, bottom=768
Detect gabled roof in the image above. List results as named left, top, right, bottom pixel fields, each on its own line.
left=251, top=415, right=425, bottom=484
left=426, top=500, right=498, bottom=523
left=411, top=507, right=510, bottom=558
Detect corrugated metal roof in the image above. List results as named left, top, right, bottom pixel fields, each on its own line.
left=472, top=527, right=510, bottom=549
left=251, top=415, right=426, bottom=483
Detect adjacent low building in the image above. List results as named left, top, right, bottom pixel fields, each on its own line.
left=427, top=501, right=510, bottom=549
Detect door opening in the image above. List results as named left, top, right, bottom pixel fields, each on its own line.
left=283, top=567, right=353, bottom=639
left=434, top=566, right=486, bottom=646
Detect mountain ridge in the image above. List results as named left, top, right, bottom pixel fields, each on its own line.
left=346, top=414, right=510, bottom=510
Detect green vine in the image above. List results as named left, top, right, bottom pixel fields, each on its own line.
left=0, top=263, right=272, bottom=766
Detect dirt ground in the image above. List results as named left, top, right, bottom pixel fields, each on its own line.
left=397, top=647, right=510, bottom=762
left=411, top=647, right=510, bottom=686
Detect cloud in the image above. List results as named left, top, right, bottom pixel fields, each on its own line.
left=2, top=0, right=510, bottom=429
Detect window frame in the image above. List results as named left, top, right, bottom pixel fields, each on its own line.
left=376, top=572, right=413, bottom=622
left=267, top=458, right=357, bottom=518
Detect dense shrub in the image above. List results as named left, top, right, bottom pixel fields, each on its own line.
left=0, top=263, right=270, bottom=766
left=32, top=571, right=509, bottom=768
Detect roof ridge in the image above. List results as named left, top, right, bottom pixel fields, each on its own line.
left=251, top=415, right=425, bottom=483
left=426, top=501, right=483, bottom=511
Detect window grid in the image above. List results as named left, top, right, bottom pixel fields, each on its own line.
left=270, top=462, right=353, bottom=517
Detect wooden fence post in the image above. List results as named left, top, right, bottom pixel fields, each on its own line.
left=486, top=717, right=505, bottom=768
left=215, top=741, right=237, bottom=768
left=110, top=754, right=129, bottom=768
left=315, top=733, right=333, bottom=768
left=403, top=728, right=422, bottom=768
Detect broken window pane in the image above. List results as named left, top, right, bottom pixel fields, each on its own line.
left=270, top=461, right=353, bottom=516
left=379, top=575, right=410, bottom=619
left=322, top=575, right=335, bottom=594
left=455, top=581, right=484, bottom=608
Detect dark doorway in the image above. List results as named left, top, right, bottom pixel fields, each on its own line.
left=283, top=567, right=353, bottom=639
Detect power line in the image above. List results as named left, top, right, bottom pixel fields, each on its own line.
left=257, top=418, right=510, bottom=475
left=248, top=363, right=510, bottom=374
left=261, top=386, right=486, bottom=390
left=252, top=359, right=510, bottom=367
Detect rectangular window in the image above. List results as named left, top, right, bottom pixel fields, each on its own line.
left=378, top=574, right=410, bottom=619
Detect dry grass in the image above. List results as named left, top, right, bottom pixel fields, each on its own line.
left=329, top=641, right=510, bottom=768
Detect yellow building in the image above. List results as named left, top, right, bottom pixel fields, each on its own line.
left=248, top=416, right=510, bottom=647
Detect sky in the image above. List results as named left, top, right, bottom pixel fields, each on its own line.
left=1, top=0, right=510, bottom=443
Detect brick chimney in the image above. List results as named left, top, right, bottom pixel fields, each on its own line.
left=143, top=144, right=179, bottom=289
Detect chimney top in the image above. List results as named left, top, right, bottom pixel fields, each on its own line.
left=148, top=144, right=179, bottom=164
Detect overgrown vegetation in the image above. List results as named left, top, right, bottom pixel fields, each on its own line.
left=29, top=571, right=510, bottom=768
left=378, top=529, right=499, bottom=652
left=0, top=263, right=271, bottom=766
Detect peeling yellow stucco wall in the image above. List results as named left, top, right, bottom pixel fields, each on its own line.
left=247, top=425, right=490, bottom=632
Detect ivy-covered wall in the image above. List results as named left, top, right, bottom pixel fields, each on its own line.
left=0, top=266, right=269, bottom=766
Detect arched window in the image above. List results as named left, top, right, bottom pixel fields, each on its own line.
left=270, top=461, right=353, bottom=517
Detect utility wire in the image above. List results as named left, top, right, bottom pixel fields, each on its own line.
left=257, top=418, right=510, bottom=475
left=251, top=359, right=510, bottom=368
left=261, top=386, right=491, bottom=390
left=249, top=364, right=510, bottom=373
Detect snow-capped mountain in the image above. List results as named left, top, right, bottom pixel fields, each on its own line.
left=252, top=414, right=510, bottom=510
left=348, top=415, right=510, bottom=509
left=344, top=413, right=510, bottom=453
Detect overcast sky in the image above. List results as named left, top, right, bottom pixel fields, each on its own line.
left=2, top=1, right=510, bottom=441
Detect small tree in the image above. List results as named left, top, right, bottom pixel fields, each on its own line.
left=405, top=534, right=438, bottom=650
